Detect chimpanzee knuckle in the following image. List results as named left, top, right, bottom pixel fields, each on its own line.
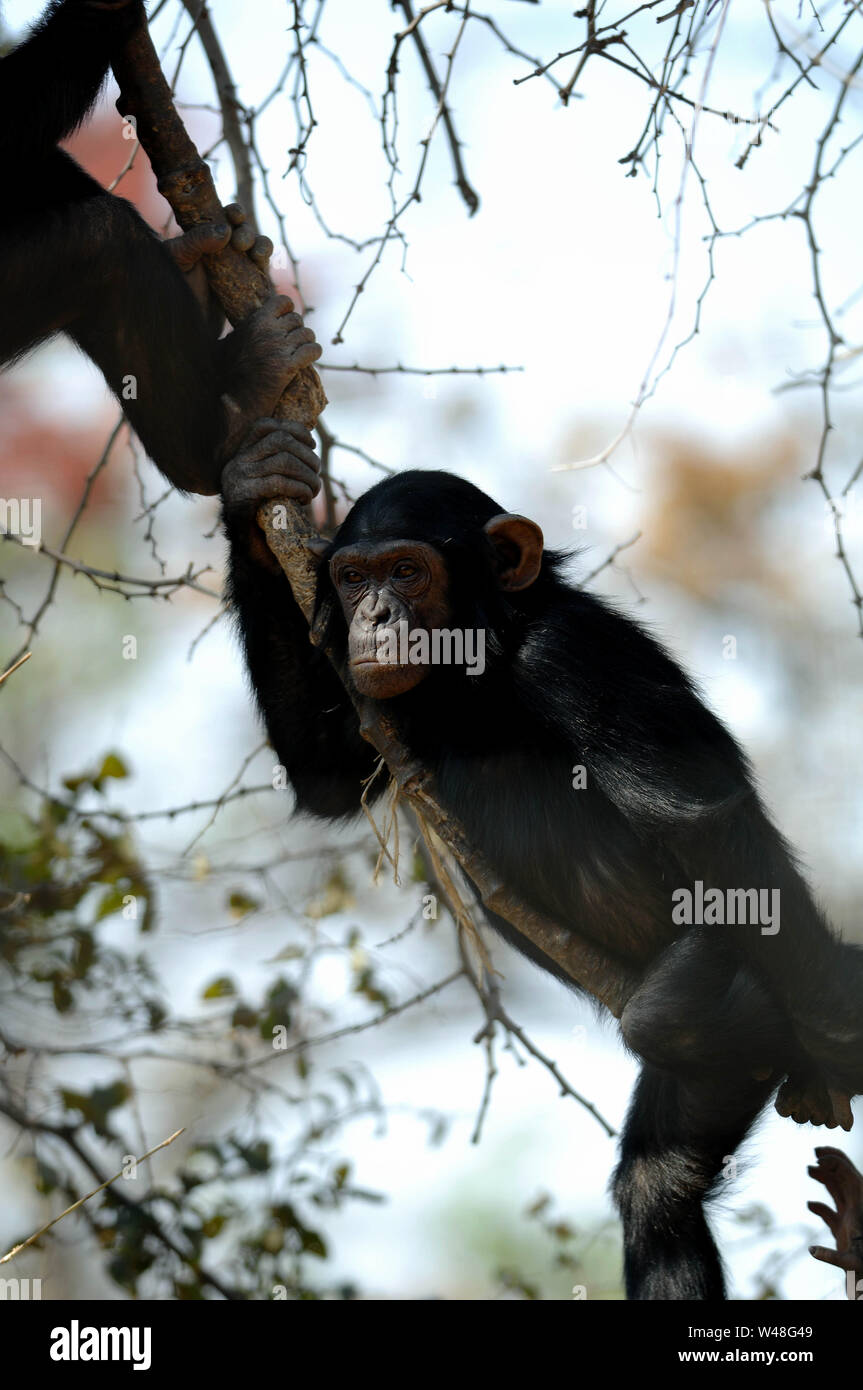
left=269, top=454, right=319, bottom=487
left=252, top=235, right=274, bottom=262
left=249, top=417, right=283, bottom=438
left=264, top=473, right=316, bottom=501
left=190, top=222, right=231, bottom=256
left=242, top=437, right=280, bottom=466
left=230, top=222, right=256, bottom=253
left=291, top=444, right=321, bottom=472
left=270, top=429, right=308, bottom=452
left=282, top=419, right=315, bottom=443
left=293, top=342, right=323, bottom=368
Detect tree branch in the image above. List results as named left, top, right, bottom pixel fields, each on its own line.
left=179, top=0, right=257, bottom=229
left=109, top=12, right=639, bottom=1019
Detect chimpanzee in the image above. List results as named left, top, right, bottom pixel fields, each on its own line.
left=222, top=418, right=863, bottom=1301
left=808, top=1146, right=863, bottom=1293
left=7, top=0, right=861, bottom=1306
left=0, top=0, right=320, bottom=493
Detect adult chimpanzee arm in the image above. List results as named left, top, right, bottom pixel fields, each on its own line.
left=222, top=421, right=379, bottom=819
left=0, top=0, right=140, bottom=160
left=0, top=0, right=320, bottom=495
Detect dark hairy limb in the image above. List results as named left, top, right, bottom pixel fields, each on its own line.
left=808, top=1146, right=863, bottom=1294
left=0, top=0, right=321, bottom=493
left=614, top=1064, right=774, bottom=1300
left=223, top=430, right=379, bottom=820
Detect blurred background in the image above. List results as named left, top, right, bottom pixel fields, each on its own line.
left=1, top=0, right=862, bottom=1299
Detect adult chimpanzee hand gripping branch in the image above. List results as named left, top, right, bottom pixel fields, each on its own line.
left=4, top=0, right=863, bottom=1303
left=0, top=0, right=321, bottom=495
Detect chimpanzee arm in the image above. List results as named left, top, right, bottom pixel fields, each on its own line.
left=0, top=0, right=142, bottom=163
left=0, top=1, right=321, bottom=494
left=222, top=421, right=378, bottom=819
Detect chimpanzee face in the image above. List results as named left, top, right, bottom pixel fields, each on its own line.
left=329, top=514, right=544, bottom=700
left=330, top=539, right=453, bottom=698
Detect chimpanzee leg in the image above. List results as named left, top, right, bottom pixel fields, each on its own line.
left=613, top=1063, right=773, bottom=1299
left=619, top=926, right=793, bottom=1080
left=613, top=929, right=783, bottom=1298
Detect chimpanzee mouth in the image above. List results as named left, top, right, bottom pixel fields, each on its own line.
left=353, top=656, right=412, bottom=668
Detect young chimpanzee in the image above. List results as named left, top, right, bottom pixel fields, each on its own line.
left=0, top=0, right=320, bottom=493
left=222, top=418, right=863, bottom=1301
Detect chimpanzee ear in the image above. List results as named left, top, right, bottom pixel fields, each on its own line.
left=483, top=513, right=544, bottom=591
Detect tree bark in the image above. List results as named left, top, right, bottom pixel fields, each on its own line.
left=110, top=12, right=639, bottom=1018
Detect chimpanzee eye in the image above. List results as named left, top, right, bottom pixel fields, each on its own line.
left=341, top=568, right=364, bottom=586
left=392, top=561, right=418, bottom=581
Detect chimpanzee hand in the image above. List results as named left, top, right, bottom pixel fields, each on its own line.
left=221, top=418, right=322, bottom=569
left=808, top=1146, right=863, bottom=1294
left=218, top=300, right=322, bottom=458
left=164, top=204, right=274, bottom=335
left=222, top=418, right=321, bottom=511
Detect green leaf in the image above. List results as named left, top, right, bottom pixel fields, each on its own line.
left=300, top=1230, right=327, bottom=1258
left=97, top=753, right=129, bottom=782
left=202, top=976, right=236, bottom=1000
left=231, top=1003, right=258, bottom=1029
left=227, top=890, right=260, bottom=920
left=95, top=886, right=128, bottom=922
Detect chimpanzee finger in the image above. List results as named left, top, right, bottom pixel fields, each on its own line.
left=281, top=326, right=318, bottom=354
left=224, top=203, right=246, bottom=226
left=271, top=312, right=304, bottom=333
left=166, top=221, right=231, bottom=271
left=809, top=1159, right=846, bottom=1198
left=270, top=293, right=297, bottom=317
left=241, top=430, right=320, bottom=475
left=250, top=235, right=274, bottom=271
left=258, top=471, right=320, bottom=503
left=239, top=418, right=317, bottom=450
left=808, top=1200, right=840, bottom=1234
left=261, top=464, right=321, bottom=499
left=809, top=1244, right=857, bottom=1270
left=225, top=464, right=321, bottom=506
left=230, top=221, right=257, bottom=253
left=289, top=341, right=323, bottom=369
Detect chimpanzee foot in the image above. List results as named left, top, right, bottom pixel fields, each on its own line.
left=775, top=1073, right=854, bottom=1130
left=164, top=210, right=276, bottom=330
left=223, top=203, right=274, bottom=271
left=223, top=296, right=322, bottom=433
left=165, top=206, right=274, bottom=276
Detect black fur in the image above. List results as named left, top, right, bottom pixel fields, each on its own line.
left=226, top=467, right=863, bottom=1300
left=0, top=0, right=295, bottom=494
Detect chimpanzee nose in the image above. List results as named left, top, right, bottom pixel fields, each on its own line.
left=358, top=590, right=392, bottom=624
